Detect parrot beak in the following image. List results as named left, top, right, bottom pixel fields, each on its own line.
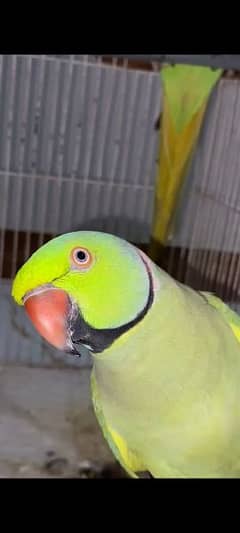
left=23, top=286, right=81, bottom=356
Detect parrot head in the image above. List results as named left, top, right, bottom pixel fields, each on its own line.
left=11, top=231, right=154, bottom=356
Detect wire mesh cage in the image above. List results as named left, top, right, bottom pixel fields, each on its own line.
left=0, top=55, right=160, bottom=278
left=2, top=54, right=240, bottom=368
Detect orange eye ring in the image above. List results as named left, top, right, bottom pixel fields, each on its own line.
left=70, top=247, right=93, bottom=269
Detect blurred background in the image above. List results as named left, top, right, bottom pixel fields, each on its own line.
left=0, top=54, right=239, bottom=477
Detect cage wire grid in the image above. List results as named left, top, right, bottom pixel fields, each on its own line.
left=0, top=55, right=240, bottom=366
left=0, top=54, right=161, bottom=281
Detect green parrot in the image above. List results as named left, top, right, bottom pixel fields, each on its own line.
left=11, top=231, right=240, bottom=478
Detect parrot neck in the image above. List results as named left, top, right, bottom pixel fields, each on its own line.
left=92, top=276, right=240, bottom=477
left=91, top=262, right=170, bottom=361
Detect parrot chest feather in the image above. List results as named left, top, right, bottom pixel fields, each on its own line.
left=91, top=372, right=147, bottom=477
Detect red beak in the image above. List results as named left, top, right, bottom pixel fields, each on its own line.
left=24, top=287, right=71, bottom=351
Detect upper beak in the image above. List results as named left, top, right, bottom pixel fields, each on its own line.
left=24, top=287, right=80, bottom=356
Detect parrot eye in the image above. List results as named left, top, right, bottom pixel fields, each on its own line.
left=71, top=247, right=93, bottom=269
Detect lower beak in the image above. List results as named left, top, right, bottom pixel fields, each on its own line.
left=24, top=287, right=79, bottom=355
